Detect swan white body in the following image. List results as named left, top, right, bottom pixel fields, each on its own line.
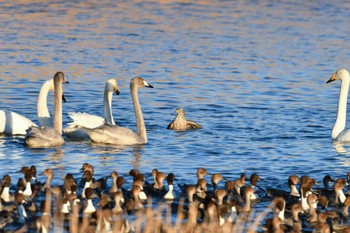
left=85, top=77, right=153, bottom=145
left=327, top=69, right=350, bottom=141
left=0, top=110, right=37, bottom=135
left=67, top=112, right=105, bottom=129
left=64, top=78, right=120, bottom=140
left=24, top=72, right=68, bottom=148
left=0, top=79, right=56, bottom=135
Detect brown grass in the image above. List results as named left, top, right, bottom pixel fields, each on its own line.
left=28, top=188, right=274, bottom=233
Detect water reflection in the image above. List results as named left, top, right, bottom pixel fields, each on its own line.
left=49, top=148, right=64, bottom=160
left=338, top=155, right=350, bottom=167
left=90, top=142, right=130, bottom=154
left=49, top=148, right=65, bottom=170
left=89, top=142, right=144, bottom=168
left=333, top=141, right=350, bottom=155
left=1, top=0, right=350, bottom=230
left=131, top=145, right=143, bottom=168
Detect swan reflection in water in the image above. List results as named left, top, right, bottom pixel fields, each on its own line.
left=333, top=141, right=350, bottom=155
left=90, top=142, right=132, bottom=154
left=90, top=143, right=143, bottom=168
left=330, top=141, right=350, bottom=168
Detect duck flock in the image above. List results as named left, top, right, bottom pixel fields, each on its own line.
left=0, top=69, right=350, bottom=233
left=0, top=162, right=350, bottom=233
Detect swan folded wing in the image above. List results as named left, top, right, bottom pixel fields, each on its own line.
left=63, top=127, right=91, bottom=141
left=85, top=124, right=143, bottom=145
left=24, top=126, right=64, bottom=148
left=67, top=112, right=105, bottom=129
left=335, top=130, right=350, bottom=142
left=186, top=120, right=202, bottom=129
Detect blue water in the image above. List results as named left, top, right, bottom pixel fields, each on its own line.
left=1, top=0, right=350, bottom=230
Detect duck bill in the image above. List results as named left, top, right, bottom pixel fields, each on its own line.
left=326, top=73, right=337, bottom=83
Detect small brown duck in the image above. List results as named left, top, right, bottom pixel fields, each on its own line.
left=167, top=108, right=202, bottom=130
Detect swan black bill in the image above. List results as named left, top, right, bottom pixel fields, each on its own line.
left=62, top=94, right=67, bottom=103
left=63, top=77, right=69, bottom=84
left=326, top=74, right=337, bottom=83
left=115, top=90, right=120, bottom=95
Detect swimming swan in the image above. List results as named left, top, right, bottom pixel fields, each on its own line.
left=64, top=79, right=120, bottom=140
left=84, top=77, right=153, bottom=145
left=24, top=72, right=68, bottom=148
left=327, top=69, right=350, bottom=141
left=167, top=108, right=202, bottom=130
left=0, top=78, right=58, bottom=135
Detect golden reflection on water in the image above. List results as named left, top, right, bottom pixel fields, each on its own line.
left=0, top=0, right=236, bottom=81
left=2, top=0, right=350, bottom=87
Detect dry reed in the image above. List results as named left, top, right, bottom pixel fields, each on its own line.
left=31, top=188, right=273, bottom=233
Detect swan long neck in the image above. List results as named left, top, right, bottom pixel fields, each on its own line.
left=103, top=88, right=115, bottom=125
left=37, top=79, right=53, bottom=126
left=53, top=80, right=63, bottom=135
left=131, top=83, right=147, bottom=143
left=333, top=77, right=350, bottom=139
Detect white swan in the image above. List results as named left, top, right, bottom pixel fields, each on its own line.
left=327, top=69, right=350, bottom=141
left=0, top=78, right=58, bottom=135
left=84, top=77, right=153, bottom=145
left=24, top=72, right=68, bottom=148
left=64, top=79, right=120, bottom=140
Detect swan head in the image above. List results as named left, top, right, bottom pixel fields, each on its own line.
left=54, top=71, right=69, bottom=84
left=106, top=78, right=120, bottom=95
left=327, top=69, right=350, bottom=83
left=53, top=72, right=68, bottom=102
left=131, top=77, right=153, bottom=88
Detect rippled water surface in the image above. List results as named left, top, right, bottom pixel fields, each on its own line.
left=1, top=0, right=350, bottom=229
